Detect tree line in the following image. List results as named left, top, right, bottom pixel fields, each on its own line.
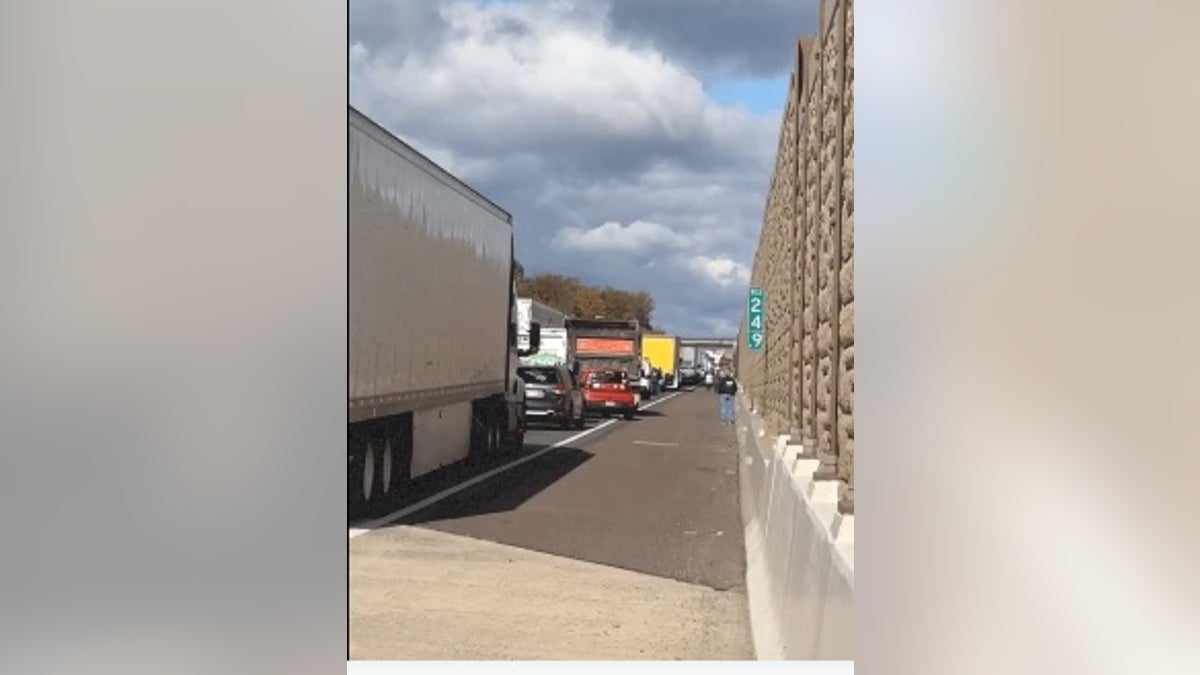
left=515, top=261, right=655, bottom=330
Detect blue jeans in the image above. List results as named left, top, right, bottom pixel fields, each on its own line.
left=719, top=393, right=735, bottom=423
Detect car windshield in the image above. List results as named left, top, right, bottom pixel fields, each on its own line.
left=518, top=367, right=559, bottom=385
left=588, top=371, right=625, bottom=385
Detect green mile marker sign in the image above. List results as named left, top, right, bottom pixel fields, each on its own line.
left=747, top=287, right=765, bottom=352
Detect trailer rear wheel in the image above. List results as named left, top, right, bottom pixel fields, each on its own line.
left=348, top=450, right=364, bottom=518
left=470, top=400, right=499, bottom=458
left=489, top=420, right=502, bottom=454
left=380, top=438, right=393, bottom=495
left=361, top=442, right=376, bottom=506
left=508, top=413, right=525, bottom=452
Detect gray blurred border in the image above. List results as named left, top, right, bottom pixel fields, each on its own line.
left=0, top=2, right=347, bottom=673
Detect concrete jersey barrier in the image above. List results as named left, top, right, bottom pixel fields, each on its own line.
left=737, top=394, right=853, bottom=659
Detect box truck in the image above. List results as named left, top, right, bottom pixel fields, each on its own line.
left=519, top=327, right=568, bottom=367
left=678, top=345, right=700, bottom=386
left=349, top=106, right=539, bottom=517
left=517, top=297, right=569, bottom=354
left=641, top=334, right=680, bottom=389
left=517, top=298, right=534, bottom=353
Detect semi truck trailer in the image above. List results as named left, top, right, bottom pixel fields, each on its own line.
left=349, top=106, right=539, bottom=517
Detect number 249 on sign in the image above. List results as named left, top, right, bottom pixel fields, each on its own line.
left=747, top=287, right=765, bottom=351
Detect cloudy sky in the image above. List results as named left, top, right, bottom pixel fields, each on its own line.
left=350, top=0, right=819, bottom=337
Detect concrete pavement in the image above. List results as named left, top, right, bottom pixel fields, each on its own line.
left=350, top=525, right=750, bottom=660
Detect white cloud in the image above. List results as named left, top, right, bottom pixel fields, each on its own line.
left=349, top=0, right=786, bottom=336
left=350, top=1, right=775, bottom=158
left=701, top=316, right=740, bottom=338
left=686, top=255, right=751, bottom=287
left=553, top=220, right=692, bottom=254
left=350, top=41, right=368, bottom=67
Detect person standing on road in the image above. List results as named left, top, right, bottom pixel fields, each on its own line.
left=716, top=371, right=738, bottom=424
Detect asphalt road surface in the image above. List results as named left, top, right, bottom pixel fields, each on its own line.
left=349, top=389, right=752, bottom=660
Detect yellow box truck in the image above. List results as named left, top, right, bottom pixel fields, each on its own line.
left=641, top=335, right=680, bottom=390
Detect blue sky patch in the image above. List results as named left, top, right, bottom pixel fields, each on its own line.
left=704, top=74, right=790, bottom=114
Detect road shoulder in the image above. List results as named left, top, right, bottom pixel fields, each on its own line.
left=350, top=525, right=753, bottom=660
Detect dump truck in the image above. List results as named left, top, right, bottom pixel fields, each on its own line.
left=349, top=106, right=539, bottom=517
left=641, top=334, right=680, bottom=390
left=565, top=318, right=642, bottom=419
left=566, top=318, right=642, bottom=382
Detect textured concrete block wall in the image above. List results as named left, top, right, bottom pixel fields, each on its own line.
left=738, top=0, right=853, bottom=514
left=837, top=0, right=854, bottom=511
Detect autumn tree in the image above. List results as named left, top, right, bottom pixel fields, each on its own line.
left=519, top=273, right=578, bottom=314
left=573, top=286, right=607, bottom=319
left=518, top=271, right=656, bottom=329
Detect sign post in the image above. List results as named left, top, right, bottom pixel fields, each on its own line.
left=747, top=287, right=765, bottom=352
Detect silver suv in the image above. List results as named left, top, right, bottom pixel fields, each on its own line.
left=518, top=363, right=585, bottom=430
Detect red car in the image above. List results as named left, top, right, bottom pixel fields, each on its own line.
left=581, top=369, right=639, bottom=420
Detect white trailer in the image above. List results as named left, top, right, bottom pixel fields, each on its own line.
left=516, top=298, right=534, bottom=352
left=349, top=107, right=539, bottom=516
left=518, top=327, right=568, bottom=367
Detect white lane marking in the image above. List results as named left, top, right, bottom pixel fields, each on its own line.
left=632, top=440, right=678, bottom=447
left=350, top=391, right=682, bottom=539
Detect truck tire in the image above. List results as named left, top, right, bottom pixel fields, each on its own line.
left=382, top=416, right=412, bottom=498
left=623, top=411, right=635, bottom=421
left=486, top=418, right=500, bottom=455
left=380, top=438, right=393, bottom=498
left=348, top=449, right=365, bottom=518
left=470, top=402, right=489, bottom=457
left=500, top=411, right=523, bottom=454
left=358, top=441, right=377, bottom=514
